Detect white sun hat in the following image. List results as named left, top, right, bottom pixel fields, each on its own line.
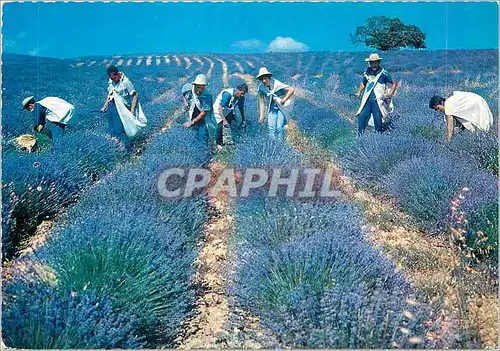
left=22, top=96, right=35, bottom=110
left=256, top=67, right=272, bottom=79
left=193, top=74, right=207, bottom=85
left=365, top=53, right=383, bottom=62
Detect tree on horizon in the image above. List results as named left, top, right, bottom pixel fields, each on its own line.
left=351, top=16, right=427, bottom=51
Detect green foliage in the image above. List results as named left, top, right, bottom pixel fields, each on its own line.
left=316, top=124, right=356, bottom=151
left=351, top=16, right=426, bottom=51
left=259, top=255, right=335, bottom=311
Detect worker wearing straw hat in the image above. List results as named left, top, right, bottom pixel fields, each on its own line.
left=182, top=74, right=217, bottom=143
left=355, top=53, right=398, bottom=134
left=256, top=67, right=295, bottom=140
left=22, top=95, right=75, bottom=142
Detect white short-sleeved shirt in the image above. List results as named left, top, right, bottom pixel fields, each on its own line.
left=108, top=74, right=136, bottom=107
left=258, top=78, right=289, bottom=112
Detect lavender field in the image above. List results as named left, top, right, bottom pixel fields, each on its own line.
left=2, top=50, right=498, bottom=348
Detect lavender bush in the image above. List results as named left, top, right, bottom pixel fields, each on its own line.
left=307, top=284, right=435, bottom=348
left=235, top=136, right=303, bottom=170
left=464, top=202, right=498, bottom=259
left=339, top=133, right=442, bottom=187
left=36, top=206, right=197, bottom=346
left=448, top=130, right=498, bottom=174
left=2, top=153, right=87, bottom=259
left=231, top=193, right=430, bottom=347
left=3, top=274, right=143, bottom=349
left=295, top=100, right=355, bottom=150
left=383, top=155, right=498, bottom=235
left=52, top=131, right=128, bottom=179
left=235, top=196, right=364, bottom=249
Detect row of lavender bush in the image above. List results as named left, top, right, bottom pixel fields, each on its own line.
left=227, top=94, right=434, bottom=347
left=2, top=125, right=211, bottom=348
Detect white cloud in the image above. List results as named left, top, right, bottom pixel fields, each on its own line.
left=3, top=39, right=17, bottom=48
left=267, top=36, right=309, bottom=53
left=231, top=39, right=265, bottom=50
left=3, top=32, right=28, bottom=49
left=28, top=43, right=49, bottom=57
left=28, top=48, right=40, bottom=56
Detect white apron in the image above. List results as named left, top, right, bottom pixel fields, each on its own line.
left=266, top=79, right=294, bottom=121
left=108, top=74, right=147, bottom=138
left=445, top=91, right=493, bottom=132
left=356, top=69, right=394, bottom=127
left=38, top=97, right=75, bottom=125
left=187, top=86, right=217, bottom=139
left=188, top=85, right=204, bottom=120
left=214, top=88, right=236, bottom=124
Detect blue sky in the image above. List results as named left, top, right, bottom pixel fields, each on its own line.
left=2, top=2, right=498, bottom=58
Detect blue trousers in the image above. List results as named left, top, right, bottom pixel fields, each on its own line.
left=192, top=123, right=208, bottom=144
left=268, top=109, right=286, bottom=140
left=44, top=122, right=66, bottom=141
left=107, top=100, right=132, bottom=151
left=358, top=98, right=382, bottom=135
left=216, top=113, right=239, bottom=146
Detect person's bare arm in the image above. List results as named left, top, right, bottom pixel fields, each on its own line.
left=355, top=82, right=366, bottom=97
left=130, top=92, right=138, bottom=114
left=182, top=94, right=189, bottom=110
left=258, top=95, right=266, bottom=125
left=184, top=110, right=206, bottom=128
left=445, top=114, right=454, bottom=142
left=191, top=110, right=206, bottom=124
left=280, top=87, right=295, bottom=104
left=387, top=80, right=398, bottom=99
left=219, top=106, right=228, bottom=126
left=101, top=93, right=111, bottom=112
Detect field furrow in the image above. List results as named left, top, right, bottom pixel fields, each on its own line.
left=204, top=56, right=215, bottom=78
left=178, top=162, right=233, bottom=349
left=184, top=56, right=192, bottom=69
left=244, top=59, right=255, bottom=69
left=173, top=55, right=182, bottom=67
left=234, top=60, right=244, bottom=73
left=215, top=57, right=229, bottom=87
left=193, top=56, right=204, bottom=67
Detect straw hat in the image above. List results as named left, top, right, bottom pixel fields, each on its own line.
left=193, top=74, right=207, bottom=85
left=22, top=96, right=35, bottom=110
left=15, top=134, right=37, bottom=152
left=365, top=53, right=383, bottom=62
left=256, top=67, right=272, bottom=79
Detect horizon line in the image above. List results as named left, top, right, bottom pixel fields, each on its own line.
left=2, top=48, right=498, bottom=61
